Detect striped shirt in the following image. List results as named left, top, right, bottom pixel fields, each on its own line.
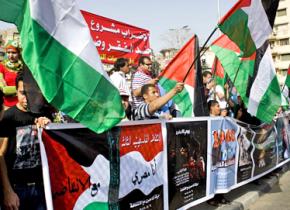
left=133, top=102, right=160, bottom=120
left=131, top=68, right=152, bottom=109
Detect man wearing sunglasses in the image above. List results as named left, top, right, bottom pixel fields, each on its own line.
left=131, top=56, right=159, bottom=110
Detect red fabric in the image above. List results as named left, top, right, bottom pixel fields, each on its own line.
left=211, top=57, right=224, bottom=78
left=0, top=63, right=18, bottom=107
left=158, top=36, right=196, bottom=87
left=42, top=131, right=90, bottom=210
left=219, top=0, right=251, bottom=24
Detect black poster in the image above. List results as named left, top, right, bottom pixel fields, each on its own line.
left=166, top=120, right=207, bottom=210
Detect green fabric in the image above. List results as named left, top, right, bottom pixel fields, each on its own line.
left=0, top=0, right=24, bottom=25
left=219, top=9, right=256, bottom=57
left=256, top=77, right=281, bottom=122
left=84, top=202, right=109, bottom=210
left=15, top=0, right=125, bottom=133
left=211, top=45, right=255, bottom=106
left=159, top=77, right=193, bottom=117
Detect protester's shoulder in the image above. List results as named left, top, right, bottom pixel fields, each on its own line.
left=3, top=106, right=18, bottom=119
left=110, top=71, right=120, bottom=78
left=133, top=102, right=151, bottom=120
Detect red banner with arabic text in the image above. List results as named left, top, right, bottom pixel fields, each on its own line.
left=81, top=10, right=151, bottom=65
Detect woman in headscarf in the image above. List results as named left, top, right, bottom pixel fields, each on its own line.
left=0, top=40, right=23, bottom=108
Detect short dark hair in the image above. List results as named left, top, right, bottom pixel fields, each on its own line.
left=202, top=71, right=212, bottom=78
left=16, top=71, right=24, bottom=90
left=141, top=84, right=155, bottom=96
left=208, top=100, right=219, bottom=111
left=114, top=58, right=129, bottom=71
left=138, top=56, right=151, bottom=66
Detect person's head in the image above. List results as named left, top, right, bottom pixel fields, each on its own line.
left=138, top=56, right=152, bottom=72
left=141, top=84, right=159, bottom=103
left=114, top=58, right=130, bottom=74
left=208, top=100, right=220, bottom=116
left=220, top=101, right=228, bottom=117
left=5, top=40, right=21, bottom=63
left=0, top=90, right=4, bottom=119
left=16, top=71, right=27, bottom=111
left=119, top=88, right=130, bottom=110
left=202, top=71, right=212, bottom=85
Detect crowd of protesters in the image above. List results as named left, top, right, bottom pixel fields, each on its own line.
left=0, top=39, right=289, bottom=210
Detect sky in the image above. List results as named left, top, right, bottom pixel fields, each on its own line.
left=0, top=0, right=237, bottom=52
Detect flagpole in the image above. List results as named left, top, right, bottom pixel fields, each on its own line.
left=182, top=26, right=218, bottom=82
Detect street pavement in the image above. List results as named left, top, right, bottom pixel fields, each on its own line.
left=247, top=170, right=290, bottom=210
left=189, top=163, right=290, bottom=210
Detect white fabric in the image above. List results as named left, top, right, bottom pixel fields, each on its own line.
left=30, top=0, right=110, bottom=81
left=110, top=71, right=130, bottom=96
left=242, top=0, right=272, bottom=49
left=248, top=46, right=276, bottom=115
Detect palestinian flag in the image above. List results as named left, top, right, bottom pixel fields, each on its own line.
left=0, top=0, right=125, bottom=133
left=285, top=65, right=290, bottom=88
left=212, top=0, right=281, bottom=123
left=210, top=34, right=256, bottom=105
left=158, top=35, right=208, bottom=117
left=40, top=123, right=164, bottom=210
left=211, top=56, right=227, bottom=87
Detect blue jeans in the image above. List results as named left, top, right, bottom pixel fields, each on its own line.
left=14, top=183, right=46, bottom=210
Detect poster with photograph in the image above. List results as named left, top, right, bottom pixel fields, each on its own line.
left=252, top=124, right=277, bottom=176
left=276, top=117, right=290, bottom=163
left=166, top=120, right=208, bottom=210
left=236, top=124, right=255, bottom=183
left=210, top=118, right=238, bottom=194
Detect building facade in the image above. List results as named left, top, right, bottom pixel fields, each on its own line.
left=270, top=0, right=290, bottom=84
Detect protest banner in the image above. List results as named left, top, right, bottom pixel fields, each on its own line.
left=82, top=10, right=150, bottom=65
left=40, top=116, right=290, bottom=210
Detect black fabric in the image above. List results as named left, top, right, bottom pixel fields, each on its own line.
left=45, top=128, right=110, bottom=167
left=193, top=35, right=209, bottom=116
left=262, top=0, right=280, bottom=28
left=2, top=106, right=44, bottom=184
left=23, top=65, right=55, bottom=115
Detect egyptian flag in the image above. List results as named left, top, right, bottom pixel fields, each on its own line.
left=118, top=124, right=164, bottom=210
left=211, top=0, right=281, bottom=123
left=41, top=127, right=111, bottom=210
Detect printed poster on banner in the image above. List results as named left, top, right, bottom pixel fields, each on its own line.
left=209, top=118, right=238, bottom=194
left=118, top=123, right=164, bottom=210
left=166, top=120, right=208, bottom=210
left=41, top=128, right=111, bottom=210
left=275, top=117, right=290, bottom=163
left=251, top=124, right=277, bottom=176
left=236, top=123, right=255, bottom=183
left=41, top=123, right=164, bottom=210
